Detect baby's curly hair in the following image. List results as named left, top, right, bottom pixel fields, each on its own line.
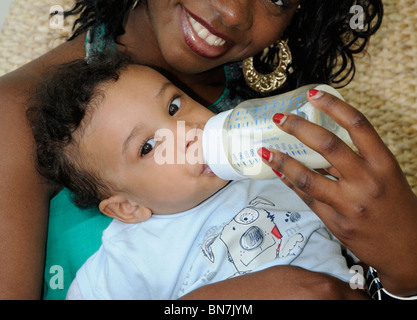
left=27, top=53, right=131, bottom=209
left=64, top=0, right=383, bottom=89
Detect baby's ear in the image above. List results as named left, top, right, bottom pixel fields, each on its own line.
left=99, top=195, right=152, bottom=223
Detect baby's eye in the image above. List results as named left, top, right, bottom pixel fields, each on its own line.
left=140, top=138, right=156, bottom=156
left=168, top=97, right=181, bottom=116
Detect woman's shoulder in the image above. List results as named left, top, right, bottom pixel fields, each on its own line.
left=0, top=34, right=86, bottom=98
left=0, top=34, right=87, bottom=197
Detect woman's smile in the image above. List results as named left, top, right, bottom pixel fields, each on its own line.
left=179, top=5, right=232, bottom=59
left=188, top=13, right=226, bottom=47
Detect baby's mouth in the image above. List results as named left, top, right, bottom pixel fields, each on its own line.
left=202, top=164, right=215, bottom=175
left=187, top=13, right=226, bottom=47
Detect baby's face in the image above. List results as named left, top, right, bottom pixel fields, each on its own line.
left=79, top=65, right=228, bottom=215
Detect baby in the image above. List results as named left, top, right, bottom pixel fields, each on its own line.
left=28, top=53, right=354, bottom=299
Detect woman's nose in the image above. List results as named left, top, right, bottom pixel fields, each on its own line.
left=209, top=0, right=253, bottom=30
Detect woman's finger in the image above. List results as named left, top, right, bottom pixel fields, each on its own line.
left=272, top=111, right=362, bottom=177
left=287, top=186, right=346, bottom=233
left=258, top=147, right=342, bottom=209
left=307, top=89, right=393, bottom=168
left=321, top=167, right=342, bottom=180
left=258, top=148, right=349, bottom=230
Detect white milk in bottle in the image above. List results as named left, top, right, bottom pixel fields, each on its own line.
left=202, top=84, right=353, bottom=180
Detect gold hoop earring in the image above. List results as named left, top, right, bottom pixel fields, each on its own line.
left=242, top=40, right=292, bottom=93
left=132, top=0, right=140, bottom=10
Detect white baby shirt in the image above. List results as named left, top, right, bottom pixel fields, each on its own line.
left=68, top=179, right=352, bottom=299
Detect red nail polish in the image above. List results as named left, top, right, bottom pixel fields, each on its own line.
left=272, top=169, right=284, bottom=178
left=273, top=113, right=287, bottom=125
left=308, top=89, right=324, bottom=99
left=259, top=147, right=273, bottom=163
left=308, top=89, right=319, bottom=98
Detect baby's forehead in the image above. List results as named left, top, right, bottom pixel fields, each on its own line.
left=124, top=64, right=169, bottom=83
left=116, top=64, right=177, bottom=103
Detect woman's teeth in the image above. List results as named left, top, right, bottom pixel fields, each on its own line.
left=188, top=14, right=226, bottom=47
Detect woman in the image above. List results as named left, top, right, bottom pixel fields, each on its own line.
left=0, top=0, right=415, bottom=299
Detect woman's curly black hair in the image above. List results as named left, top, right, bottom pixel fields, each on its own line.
left=64, top=0, right=383, bottom=90
left=285, top=0, right=383, bottom=88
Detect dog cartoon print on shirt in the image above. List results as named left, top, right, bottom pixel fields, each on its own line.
left=202, top=196, right=305, bottom=275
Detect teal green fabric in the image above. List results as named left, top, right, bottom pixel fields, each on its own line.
left=43, top=189, right=111, bottom=300
left=84, top=24, right=117, bottom=60
left=43, top=24, right=114, bottom=300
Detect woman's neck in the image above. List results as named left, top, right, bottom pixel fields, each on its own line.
left=118, top=6, right=226, bottom=107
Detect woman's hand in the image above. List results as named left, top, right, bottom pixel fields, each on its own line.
left=258, top=89, right=417, bottom=297
left=181, top=266, right=369, bottom=300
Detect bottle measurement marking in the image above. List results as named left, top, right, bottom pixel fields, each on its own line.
left=203, top=84, right=351, bottom=179
left=229, top=96, right=307, bottom=131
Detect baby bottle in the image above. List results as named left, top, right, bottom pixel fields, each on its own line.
left=202, top=84, right=354, bottom=180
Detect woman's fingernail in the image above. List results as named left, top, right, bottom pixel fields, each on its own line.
left=308, top=89, right=324, bottom=99
left=272, top=169, right=284, bottom=178
left=258, top=147, right=273, bottom=163
left=273, top=113, right=288, bottom=125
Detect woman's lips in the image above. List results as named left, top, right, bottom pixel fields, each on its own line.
left=188, top=14, right=226, bottom=47
left=180, top=6, right=231, bottom=59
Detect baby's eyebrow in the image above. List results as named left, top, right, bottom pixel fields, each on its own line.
left=122, top=124, right=142, bottom=157
left=122, top=81, right=173, bottom=157
left=154, top=81, right=174, bottom=100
